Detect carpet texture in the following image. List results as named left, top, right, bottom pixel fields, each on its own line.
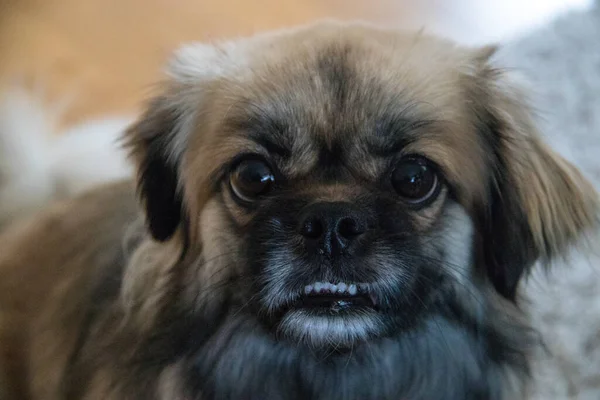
left=499, top=3, right=600, bottom=399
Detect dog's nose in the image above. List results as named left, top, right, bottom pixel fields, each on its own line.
left=298, top=202, right=367, bottom=256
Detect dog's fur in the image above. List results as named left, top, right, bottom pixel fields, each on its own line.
left=0, top=21, right=598, bottom=400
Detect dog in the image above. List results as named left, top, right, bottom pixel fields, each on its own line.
left=0, top=21, right=598, bottom=400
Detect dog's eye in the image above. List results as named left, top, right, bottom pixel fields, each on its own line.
left=391, top=156, right=439, bottom=203
left=230, top=159, right=275, bottom=202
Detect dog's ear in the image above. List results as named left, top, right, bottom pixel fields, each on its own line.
left=124, top=90, right=187, bottom=241
left=124, top=43, right=235, bottom=241
left=470, top=47, right=599, bottom=299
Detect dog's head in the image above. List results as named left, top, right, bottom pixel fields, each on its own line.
left=124, top=22, right=598, bottom=352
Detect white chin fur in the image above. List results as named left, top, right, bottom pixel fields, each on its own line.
left=277, top=309, right=383, bottom=348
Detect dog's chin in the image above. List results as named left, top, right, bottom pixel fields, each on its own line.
left=265, top=282, right=389, bottom=349
left=277, top=308, right=384, bottom=349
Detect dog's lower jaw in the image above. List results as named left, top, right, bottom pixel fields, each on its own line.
left=276, top=309, right=384, bottom=349
left=179, top=304, right=531, bottom=400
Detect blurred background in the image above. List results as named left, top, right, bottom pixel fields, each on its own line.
left=0, top=0, right=592, bottom=129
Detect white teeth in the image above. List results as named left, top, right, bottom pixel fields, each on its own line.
left=348, top=284, right=357, bottom=296
left=302, top=281, right=368, bottom=296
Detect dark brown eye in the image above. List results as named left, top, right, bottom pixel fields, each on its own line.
left=391, top=156, right=439, bottom=203
left=230, top=159, right=275, bottom=202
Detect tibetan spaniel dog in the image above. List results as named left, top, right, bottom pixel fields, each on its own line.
left=0, top=21, right=598, bottom=400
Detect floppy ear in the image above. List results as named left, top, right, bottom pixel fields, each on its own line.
left=123, top=41, right=241, bottom=241
left=124, top=90, right=187, bottom=242
left=471, top=48, right=599, bottom=299
left=123, top=42, right=242, bottom=242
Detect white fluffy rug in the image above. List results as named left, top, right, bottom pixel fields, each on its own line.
left=499, top=3, right=600, bottom=399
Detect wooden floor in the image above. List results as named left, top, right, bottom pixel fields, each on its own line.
left=0, top=0, right=428, bottom=127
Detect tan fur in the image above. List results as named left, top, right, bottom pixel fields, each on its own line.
left=0, top=181, right=139, bottom=399
left=0, top=21, right=598, bottom=399
left=175, top=24, right=493, bottom=224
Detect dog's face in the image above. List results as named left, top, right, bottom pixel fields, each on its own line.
left=124, top=22, right=597, bottom=394
left=227, top=99, right=455, bottom=348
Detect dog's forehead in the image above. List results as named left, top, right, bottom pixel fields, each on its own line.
left=215, top=27, right=474, bottom=173
left=182, top=23, right=489, bottom=204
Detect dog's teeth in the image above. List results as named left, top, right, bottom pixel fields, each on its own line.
left=348, top=284, right=357, bottom=296
left=303, top=282, right=370, bottom=297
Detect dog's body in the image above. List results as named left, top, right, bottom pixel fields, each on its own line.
left=0, top=182, right=140, bottom=399
left=0, top=21, right=598, bottom=400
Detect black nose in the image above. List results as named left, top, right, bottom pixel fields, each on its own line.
left=298, top=202, right=367, bottom=256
